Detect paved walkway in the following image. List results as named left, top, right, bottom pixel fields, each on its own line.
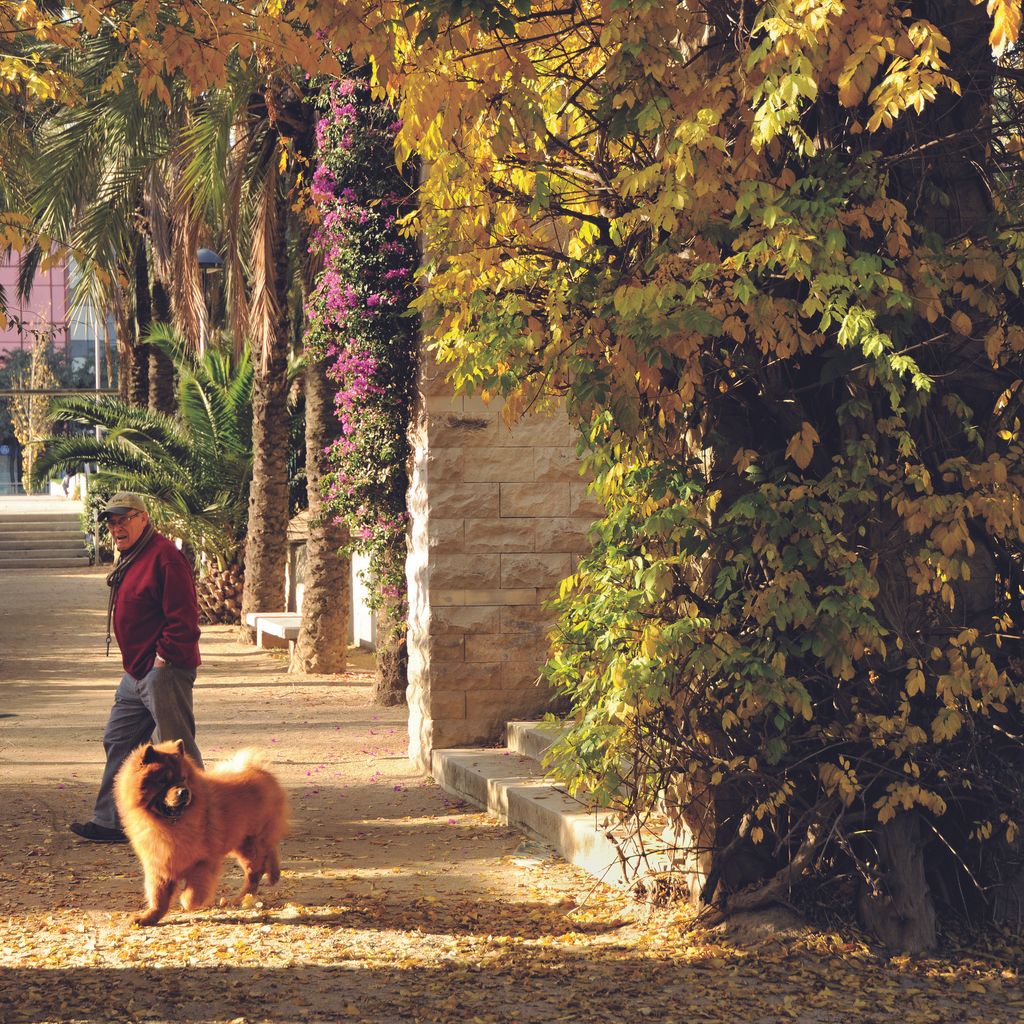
left=0, top=568, right=1019, bottom=1023
left=0, top=493, right=83, bottom=514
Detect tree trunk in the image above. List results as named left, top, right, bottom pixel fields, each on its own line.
left=240, top=174, right=291, bottom=635
left=102, top=315, right=116, bottom=395
left=857, top=813, right=938, bottom=954
left=130, top=236, right=151, bottom=409
left=371, top=602, right=407, bottom=706
left=290, top=354, right=351, bottom=674
left=854, top=0, right=995, bottom=949
left=114, top=279, right=133, bottom=402
left=240, top=356, right=290, bottom=631
left=148, top=279, right=176, bottom=414
left=991, top=853, right=1024, bottom=930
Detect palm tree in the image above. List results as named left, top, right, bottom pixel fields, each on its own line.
left=290, top=348, right=351, bottom=673
left=31, top=327, right=256, bottom=621
left=0, top=1, right=68, bottom=315
left=31, top=47, right=337, bottom=650
left=180, top=68, right=320, bottom=635
left=27, top=33, right=199, bottom=412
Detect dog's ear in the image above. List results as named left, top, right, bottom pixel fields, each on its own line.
left=172, top=739, right=185, bottom=756
left=141, top=744, right=159, bottom=764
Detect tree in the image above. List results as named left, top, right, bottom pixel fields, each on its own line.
left=382, top=0, right=1024, bottom=949
left=290, top=350, right=352, bottom=674
left=304, top=76, right=418, bottom=703
left=17, top=0, right=1024, bottom=949
left=8, top=331, right=60, bottom=491
left=31, top=327, right=256, bottom=620
left=220, top=77, right=316, bottom=633
left=25, top=31, right=195, bottom=413
left=0, top=0, right=74, bottom=269
left=241, top=155, right=293, bottom=630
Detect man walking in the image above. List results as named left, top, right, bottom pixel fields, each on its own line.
left=70, top=492, right=203, bottom=843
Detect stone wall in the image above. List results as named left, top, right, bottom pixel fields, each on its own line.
left=406, top=349, right=598, bottom=771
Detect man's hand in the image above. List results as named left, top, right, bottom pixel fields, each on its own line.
left=154, top=655, right=168, bottom=668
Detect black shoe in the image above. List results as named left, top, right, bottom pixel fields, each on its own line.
left=70, top=821, right=128, bottom=843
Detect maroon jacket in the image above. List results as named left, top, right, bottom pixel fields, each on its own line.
left=113, top=532, right=202, bottom=678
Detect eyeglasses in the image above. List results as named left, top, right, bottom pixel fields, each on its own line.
left=105, top=512, right=142, bottom=529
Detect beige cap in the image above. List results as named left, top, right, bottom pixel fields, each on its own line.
left=98, top=492, right=149, bottom=520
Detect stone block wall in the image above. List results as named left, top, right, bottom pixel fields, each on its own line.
left=407, top=349, right=600, bottom=770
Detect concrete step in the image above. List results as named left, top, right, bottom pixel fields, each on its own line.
left=0, top=537, right=86, bottom=552
left=0, top=509, right=80, bottom=520
left=0, top=507, right=89, bottom=571
left=431, top=739, right=672, bottom=888
left=0, top=528, right=84, bottom=541
left=507, top=720, right=568, bottom=764
left=0, top=555, right=91, bottom=569
left=0, top=517, right=83, bottom=531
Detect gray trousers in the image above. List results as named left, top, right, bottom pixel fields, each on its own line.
left=92, top=664, right=203, bottom=829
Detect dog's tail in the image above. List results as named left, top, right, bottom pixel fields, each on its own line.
left=211, top=748, right=272, bottom=774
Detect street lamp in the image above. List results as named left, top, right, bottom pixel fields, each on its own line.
left=197, top=248, right=223, bottom=354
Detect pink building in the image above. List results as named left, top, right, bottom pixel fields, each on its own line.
left=0, top=254, right=113, bottom=492
left=0, top=253, right=70, bottom=355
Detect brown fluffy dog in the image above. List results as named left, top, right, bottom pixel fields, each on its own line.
left=114, top=739, right=288, bottom=925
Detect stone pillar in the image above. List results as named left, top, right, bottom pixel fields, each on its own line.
left=406, top=349, right=598, bottom=771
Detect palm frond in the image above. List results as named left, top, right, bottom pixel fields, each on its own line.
left=169, top=171, right=207, bottom=353
left=33, top=324, right=256, bottom=563
left=16, top=244, right=41, bottom=301
left=48, top=394, right=195, bottom=466
left=31, top=435, right=166, bottom=488
left=249, top=156, right=281, bottom=373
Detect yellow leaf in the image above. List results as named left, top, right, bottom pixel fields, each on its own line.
left=950, top=310, right=973, bottom=335
left=932, top=707, right=964, bottom=742
left=982, top=0, right=1022, bottom=56
left=732, top=448, right=758, bottom=472
left=785, top=421, right=819, bottom=470
left=81, top=3, right=101, bottom=34
left=906, top=668, right=926, bottom=697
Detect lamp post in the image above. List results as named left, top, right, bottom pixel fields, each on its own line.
left=197, top=248, right=223, bottom=355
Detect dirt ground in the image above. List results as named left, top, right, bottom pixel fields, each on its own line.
left=1, top=567, right=1021, bottom=1024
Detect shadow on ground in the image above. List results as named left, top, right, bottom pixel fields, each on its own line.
left=0, top=957, right=694, bottom=1024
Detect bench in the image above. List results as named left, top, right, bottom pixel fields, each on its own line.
left=244, top=612, right=302, bottom=653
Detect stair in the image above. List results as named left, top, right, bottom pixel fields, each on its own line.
left=431, top=721, right=674, bottom=889
left=0, top=509, right=90, bottom=569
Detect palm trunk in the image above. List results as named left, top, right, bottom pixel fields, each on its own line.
left=114, top=275, right=133, bottom=402
left=240, top=171, right=291, bottom=632
left=241, top=349, right=290, bottom=629
left=372, top=605, right=407, bottom=706
left=290, top=354, right=351, bottom=673
left=148, top=279, right=176, bottom=414
left=130, top=235, right=151, bottom=408
left=102, top=316, right=116, bottom=394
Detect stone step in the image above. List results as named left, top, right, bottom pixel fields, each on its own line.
left=0, top=528, right=84, bottom=541
left=430, top=743, right=671, bottom=888
left=0, top=542, right=87, bottom=557
left=0, top=555, right=91, bottom=569
left=0, top=537, right=86, bottom=552
left=507, top=720, right=568, bottom=764
left=0, top=517, right=83, bottom=530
